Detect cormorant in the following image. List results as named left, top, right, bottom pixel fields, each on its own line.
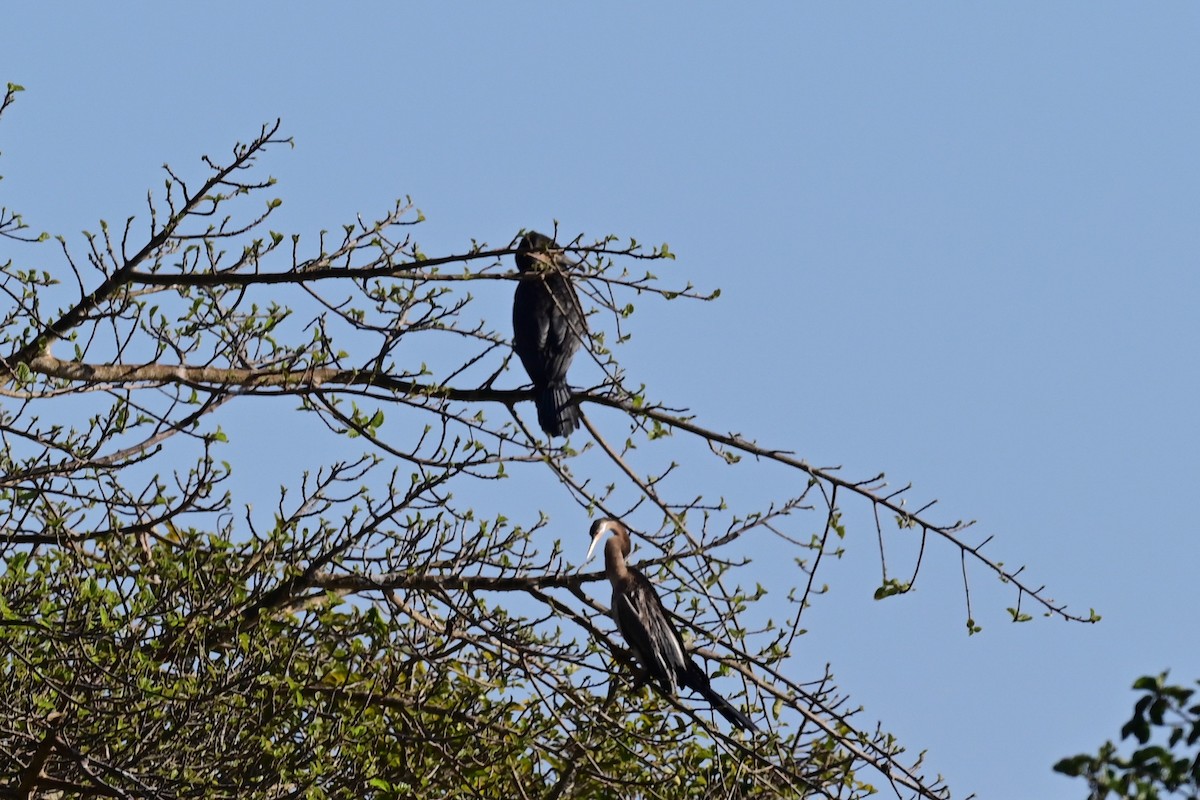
left=512, top=231, right=586, bottom=437
left=583, top=518, right=759, bottom=732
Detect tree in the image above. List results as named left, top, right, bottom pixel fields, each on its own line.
left=0, top=83, right=1093, bottom=799
left=1055, top=674, right=1200, bottom=800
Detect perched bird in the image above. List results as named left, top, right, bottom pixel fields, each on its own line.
left=583, top=518, right=759, bottom=732
left=512, top=231, right=586, bottom=437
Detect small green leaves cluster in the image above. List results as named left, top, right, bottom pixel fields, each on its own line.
left=873, top=578, right=911, bottom=600
left=1055, top=673, right=1200, bottom=799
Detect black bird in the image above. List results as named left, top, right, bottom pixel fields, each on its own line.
left=512, top=231, right=586, bottom=437
left=583, top=518, right=759, bottom=733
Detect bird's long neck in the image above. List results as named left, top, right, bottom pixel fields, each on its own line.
left=604, top=532, right=632, bottom=587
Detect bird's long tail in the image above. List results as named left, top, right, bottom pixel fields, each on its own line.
left=535, top=382, right=580, bottom=438
left=699, top=684, right=759, bottom=732
left=684, top=664, right=759, bottom=733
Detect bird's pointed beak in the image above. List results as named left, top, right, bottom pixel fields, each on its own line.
left=580, top=528, right=607, bottom=572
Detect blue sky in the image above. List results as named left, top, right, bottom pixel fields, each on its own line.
left=3, top=4, right=1198, bottom=796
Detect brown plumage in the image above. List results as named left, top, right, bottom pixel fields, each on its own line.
left=584, top=518, right=759, bottom=732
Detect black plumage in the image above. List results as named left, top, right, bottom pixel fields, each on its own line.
left=512, top=231, right=586, bottom=437
left=584, top=518, right=759, bottom=733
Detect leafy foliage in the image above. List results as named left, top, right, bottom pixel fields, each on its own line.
left=1055, top=674, right=1200, bottom=799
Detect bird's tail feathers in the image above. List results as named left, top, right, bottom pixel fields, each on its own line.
left=535, top=383, right=580, bottom=438
left=700, top=684, right=759, bottom=733
left=683, top=662, right=758, bottom=733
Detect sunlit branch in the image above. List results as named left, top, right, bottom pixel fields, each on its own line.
left=3, top=121, right=289, bottom=372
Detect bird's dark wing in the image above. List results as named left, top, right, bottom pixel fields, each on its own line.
left=614, top=570, right=689, bottom=696
left=512, top=278, right=554, bottom=384
left=618, top=569, right=760, bottom=733
left=511, top=270, right=584, bottom=385
left=545, top=267, right=587, bottom=355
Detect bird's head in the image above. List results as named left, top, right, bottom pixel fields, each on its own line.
left=582, top=518, right=629, bottom=569
left=515, top=230, right=557, bottom=273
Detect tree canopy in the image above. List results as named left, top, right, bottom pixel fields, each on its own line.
left=0, top=84, right=1093, bottom=799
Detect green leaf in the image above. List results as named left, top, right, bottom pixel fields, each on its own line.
left=1133, top=675, right=1163, bottom=692
left=873, top=578, right=910, bottom=600
left=1006, top=607, right=1033, bottom=623
left=1052, top=754, right=1094, bottom=777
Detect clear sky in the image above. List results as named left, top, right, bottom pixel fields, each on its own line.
left=3, top=4, right=1198, bottom=797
